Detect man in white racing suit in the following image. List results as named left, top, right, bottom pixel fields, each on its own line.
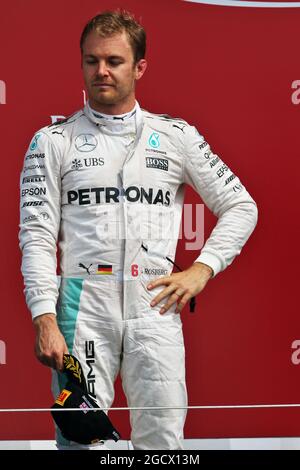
left=19, top=11, right=258, bottom=450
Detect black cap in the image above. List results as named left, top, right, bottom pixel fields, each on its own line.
left=51, top=354, right=121, bottom=445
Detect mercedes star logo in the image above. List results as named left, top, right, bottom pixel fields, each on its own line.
left=75, top=134, right=98, bottom=152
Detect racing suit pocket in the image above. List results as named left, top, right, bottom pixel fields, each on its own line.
left=123, top=319, right=186, bottom=384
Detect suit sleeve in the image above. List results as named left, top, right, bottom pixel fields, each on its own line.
left=183, top=125, right=258, bottom=277
left=18, top=130, right=61, bottom=319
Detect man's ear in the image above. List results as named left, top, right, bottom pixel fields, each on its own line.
left=135, top=59, right=147, bottom=81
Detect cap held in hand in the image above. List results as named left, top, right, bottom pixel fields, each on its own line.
left=51, top=354, right=120, bottom=445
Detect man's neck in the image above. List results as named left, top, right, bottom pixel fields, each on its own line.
left=88, top=97, right=136, bottom=116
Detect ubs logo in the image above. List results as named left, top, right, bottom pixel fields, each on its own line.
left=75, top=134, right=98, bottom=152
left=0, top=80, right=6, bottom=105
left=71, top=157, right=104, bottom=170
left=0, top=340, right=6, bottom=364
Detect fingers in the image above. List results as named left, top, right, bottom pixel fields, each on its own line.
left=159, top=290, right=185, bottom=314
left=35, top=349, right=62, bottom=370
left=35, top=334, right=69, bottom=371
left=147, top=274, right=194, bottom=314
left=147, top=276, right=171, bottom=291
left=175, top=292, right=191, bottom=314
left=150, top=284, right=182, bottom=308
left=56, top=354, right=65, bottom=372
left=160, top=289, right=190, bottom=315
left=52, top=342, right=69, bottom=371
left=147, top=265, right=208, bottom=315
left=58, top=344, right=70, bottom=371
left=150, top=283, right=189, bottom=315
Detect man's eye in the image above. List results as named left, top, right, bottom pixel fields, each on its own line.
left=109, top=60, right=122, bottom=66
left=86, top=60, right=97, bottom=64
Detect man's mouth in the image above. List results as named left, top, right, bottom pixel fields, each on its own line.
left=93, top=83, right=114, bottom=87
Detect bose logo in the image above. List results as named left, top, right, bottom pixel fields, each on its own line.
left=0, top=340, right=6, bottom=364
left=0, top=80, right=6, bottom=105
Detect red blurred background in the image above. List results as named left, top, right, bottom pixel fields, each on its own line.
left=0, top=0, right=300, bottom=440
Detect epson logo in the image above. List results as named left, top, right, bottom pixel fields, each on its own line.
left=0, top=80, right=6, bottom=105
left=216, top=164, right=229, bottom=178
left=85, top=340, right=96, bottom=398
left=22, top=187, right=46, bottom=197
left=22, top=175, right=46, bottom=184
left=0, top=340, right=6, bottom=365
left=146, top=157, right=169, bottom=171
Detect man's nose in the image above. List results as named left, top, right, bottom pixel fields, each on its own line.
left=96, top=61, right=109, bottom=77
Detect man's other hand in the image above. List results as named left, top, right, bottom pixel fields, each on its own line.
left=147, top=262, right=213, bottom=314
left=33, top=314, right=69, bottom=370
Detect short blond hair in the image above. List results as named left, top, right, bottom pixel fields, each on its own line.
left=80, top=10, right=146, bottom=64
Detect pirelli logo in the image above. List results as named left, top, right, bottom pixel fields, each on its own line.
left=55, top=389, right=72, bottom=406
left=146, top=157, right=168, bottom=171
left=22, top=175, right=46, bottom=184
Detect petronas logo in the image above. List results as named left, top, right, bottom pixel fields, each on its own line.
left=148, top=132, right=160, bottom=149
left=30, top=134, right=41, bottom=151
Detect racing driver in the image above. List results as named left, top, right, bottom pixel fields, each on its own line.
left=19, top=10, right=258, bottom=450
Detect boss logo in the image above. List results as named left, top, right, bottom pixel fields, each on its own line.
left=146, top=157, right=169, bottom=171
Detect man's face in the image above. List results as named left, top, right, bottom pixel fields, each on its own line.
left=82, top=30, right=146, bottom=113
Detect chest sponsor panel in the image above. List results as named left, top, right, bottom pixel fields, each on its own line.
left=61, top=156, right=116, bottom=192
left=63, top=185, right=171, bottom=206
left=143, top=153, right=182, bottom=188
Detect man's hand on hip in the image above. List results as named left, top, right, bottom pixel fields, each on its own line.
left=147, top=262, right=213, bottom=315
left=33, top=313, right=69, bottom=371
